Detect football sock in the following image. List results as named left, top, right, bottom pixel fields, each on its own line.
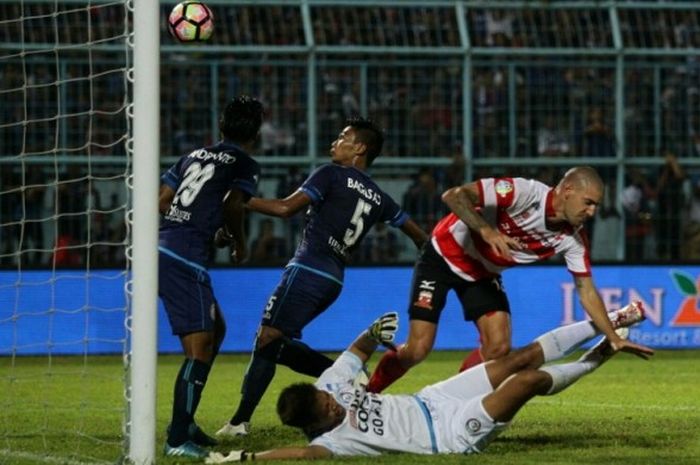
left=459, top=348, right=484, bottom=372
left=230, top=339, right=282, bottom=425
left=538, top=359, right=597, bottom=395
left=366, top=349, right=408, bottom=393
left=276, top=338, right=334, bottom=377
left=168, top=358, right=211, bottom=446
left=535, top=320, right=597, bottom=363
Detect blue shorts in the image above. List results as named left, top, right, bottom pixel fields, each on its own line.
left=159, top=250, right=219, bottom=335
left=261, top=264, right=343, bottom=339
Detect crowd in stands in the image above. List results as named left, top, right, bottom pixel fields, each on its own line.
left=2, top=3, right=700, bottom=268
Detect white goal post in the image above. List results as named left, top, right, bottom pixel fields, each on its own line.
left=128, top=0, right=159, bottom=463
left=0, top=0, right=158, bottom=463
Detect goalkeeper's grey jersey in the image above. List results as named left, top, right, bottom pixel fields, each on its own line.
left=311, top=351, right=437, bottom=456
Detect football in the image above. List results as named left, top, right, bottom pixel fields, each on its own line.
left=167, top=1, right=214, bottom=43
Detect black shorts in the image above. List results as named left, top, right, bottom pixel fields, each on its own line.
left=408, top=242, right=510, bottom=323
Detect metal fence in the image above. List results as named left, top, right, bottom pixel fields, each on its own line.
left=2, top=0, right=700, bottom=264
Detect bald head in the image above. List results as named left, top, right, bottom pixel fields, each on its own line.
left=559, top=166, right=604, bottom=192
left=554, top=166, right=604, bottom=227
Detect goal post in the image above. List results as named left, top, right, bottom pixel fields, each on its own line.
left=0, top=0, right=158, bottom=463
left=128, top=0, right=160, bottom=463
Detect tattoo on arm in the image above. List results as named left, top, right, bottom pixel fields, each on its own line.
left=450, top=188, right=490, bottom=232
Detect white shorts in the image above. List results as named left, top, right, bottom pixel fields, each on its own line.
left=417, top=364, right=510, bottom=454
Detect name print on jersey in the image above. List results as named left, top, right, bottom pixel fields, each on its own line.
left=348, top=391, right=385, bottom=436
left=188, top=148, right=237, bottom=164
left=347, top=178, right=382, bottom=205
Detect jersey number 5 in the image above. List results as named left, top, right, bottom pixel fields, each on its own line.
left=173, top=162, right=215, bottom=207
left=343, top=198, right=372, bottom=247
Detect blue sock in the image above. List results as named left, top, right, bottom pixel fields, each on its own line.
left=230, top=340, right=280, bottom=425
left=168, top=359, right=211, bottom=446
left=277, top=338, right=333, bottom=377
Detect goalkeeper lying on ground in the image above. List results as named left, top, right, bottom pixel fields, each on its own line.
left=207, top=303, right=653, bottom=462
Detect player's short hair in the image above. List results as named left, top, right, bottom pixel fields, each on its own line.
left=220, top=95, right=264, bottom=144
left=277, top=382, right=323, bottom=439
left=562, top=165, right=604, bottom=192
left=346, top=116, right=384, bottom=166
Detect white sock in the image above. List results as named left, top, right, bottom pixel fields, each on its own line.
left=539, top=360, right=597, bottom=395
left=535, top=320, right=598, bottom=363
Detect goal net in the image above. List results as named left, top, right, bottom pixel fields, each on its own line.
left=0, top=0, right=139, bottom=463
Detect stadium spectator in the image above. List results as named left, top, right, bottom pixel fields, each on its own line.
left=684, top=173, right=700, bottom=260
left=537, top=115, right=571, bottom=157
left=402, top=168, right=444, bottom=233
left=216, top=117, right=428, bottom=439
left=158, top=95, right=264, bottom=459
left=357, top=221, right=399, bottom=264
left=654, top=151, right=686, bottom=260
left=621, top=167, right=655, bottom=261
left=366, top=167, right=642, bottom=393
left=250, top=218, right=288, bottom=267
left=581, top=106, right=615, bottom=158
left=208, top=305, right=651, bottom=462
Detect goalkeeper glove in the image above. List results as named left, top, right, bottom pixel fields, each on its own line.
left=365, top=311, right=399, bottom=350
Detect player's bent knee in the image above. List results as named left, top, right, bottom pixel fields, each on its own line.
left=481, top=342, right=511, bottom=361
left=401, top=343, right=432, bottom=366
left=256, top=326, right=283, bottom=349
left=255, top=337, right=284, bottom=362
left=516, top=369, right=551, bottom=393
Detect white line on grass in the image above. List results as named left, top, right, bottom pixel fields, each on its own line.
left=0, top=449, right=112, bottom=465
left=530, top=399, right=698, bottom=412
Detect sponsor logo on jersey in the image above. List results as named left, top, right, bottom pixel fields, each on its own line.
left=495, top=179, right=513, bottom=197
left=165, top=204, right=192, bottom=222
left=466, top=418, right=482, bottom=433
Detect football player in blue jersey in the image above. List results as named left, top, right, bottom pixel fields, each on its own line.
left=217, top=117, right=429, bottom=438
left=158, top=96, right=264, bottom=458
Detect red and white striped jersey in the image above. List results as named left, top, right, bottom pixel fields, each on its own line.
left=431, top=177, right=592, bottom=282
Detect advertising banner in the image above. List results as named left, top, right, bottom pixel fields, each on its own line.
left=1, top=265, right=699, bottom=354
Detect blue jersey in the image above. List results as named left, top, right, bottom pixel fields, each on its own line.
left=291, top=164, right=408, bottom=281
left=159, top=141, right=259, bottom=267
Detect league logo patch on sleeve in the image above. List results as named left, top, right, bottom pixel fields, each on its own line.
left=495, top=179, right=513, bottom=197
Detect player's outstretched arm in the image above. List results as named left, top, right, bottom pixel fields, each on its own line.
left=348, top=312, right=399, bottom=363
left=575, top=276, right=654, bottom=359
left=206, top=445, right=331, bottom=463
left=400, top=218, right=429, bottom=249
left=158, top=184, right=175, bottom=214
left=247, top=190, right=312, bottom=218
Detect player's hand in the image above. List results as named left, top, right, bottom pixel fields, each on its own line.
left=610, top=338, right=654, bottom=360
left=205, top=450, right=251, bottom=463
left=480, top=227, right=523, bottom=260
left=214, top=226, right=235, bottom=248
left=366, top=312, right=398, bottom=350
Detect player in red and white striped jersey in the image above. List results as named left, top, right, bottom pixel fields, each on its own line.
left=367, top=167, right=653, bottom=393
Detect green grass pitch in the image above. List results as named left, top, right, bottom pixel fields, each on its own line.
left=1, top=350, right=698, bottom=465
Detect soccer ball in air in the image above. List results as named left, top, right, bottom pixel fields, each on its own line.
left=167, top=2, right=214, bottom=43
